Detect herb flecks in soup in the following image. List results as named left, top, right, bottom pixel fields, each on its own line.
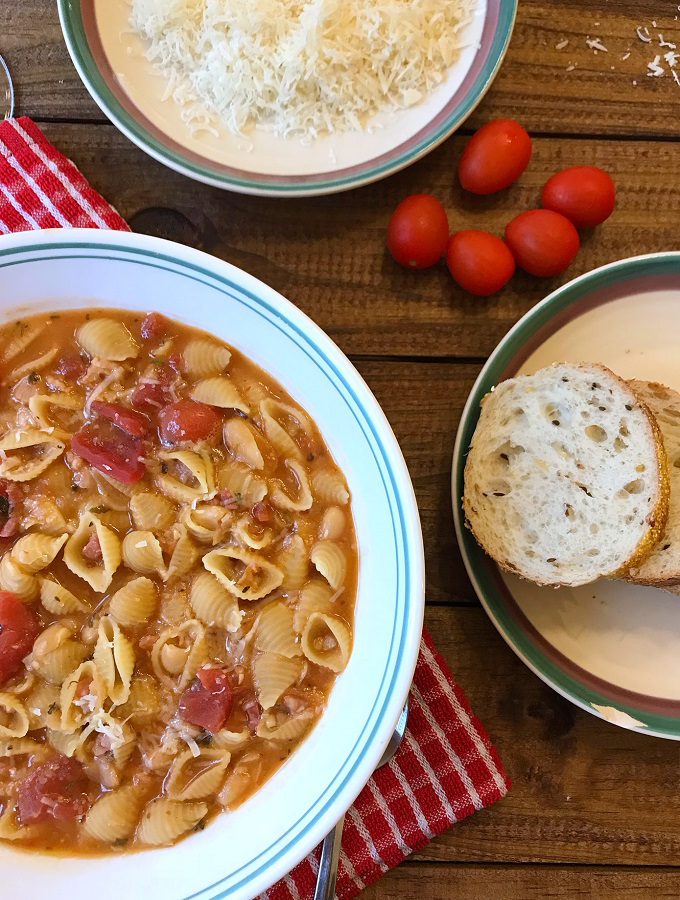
left=0, top=310, right=356, bottom=852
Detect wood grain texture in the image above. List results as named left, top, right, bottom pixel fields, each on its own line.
left=5, top=2, right=680, bottom=895
left=38, top=122, right=680, bottom=359
left=9, top=1, right=680, bottom=136
left=422, top=605, right=680, bottom=866
left=362, top=863, right=680, bottom=899
left=355, top=359, right=480, bottom=603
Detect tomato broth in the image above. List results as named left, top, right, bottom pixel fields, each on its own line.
left=0, top=310, right=357, bottom=853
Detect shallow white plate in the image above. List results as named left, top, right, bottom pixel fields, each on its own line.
left=453, top=253, right=680, bottom=739
left=0, top=229, right=424, bottom=898
left=58, top=0, right=517, bottom=195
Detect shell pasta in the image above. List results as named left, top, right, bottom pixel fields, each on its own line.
left=0, top=309, right=356, bottom=855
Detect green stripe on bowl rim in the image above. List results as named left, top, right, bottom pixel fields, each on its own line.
left=58, top=0, right=517, bottom=197
left=452, top=252, right=680, bottom=740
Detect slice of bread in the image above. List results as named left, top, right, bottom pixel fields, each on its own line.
left=626, top=380, right=680, bottom=586
left=463, top=362, right=669, bottom=587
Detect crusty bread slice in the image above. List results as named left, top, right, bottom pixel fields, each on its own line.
left=463, top=362, right=669, bottom=587
left=625, top=380, right=680, bottom=586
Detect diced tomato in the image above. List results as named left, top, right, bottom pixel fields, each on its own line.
left=252, top=501, right=273, bottom=524
left=16, top=756, right=91, bottom=825
left=196, top=667, right=231, bottom=692
left=158, top=400, right=221, bottom=444
left=167, top=353, right=182, bottom=373
left=156, top=363, right=177, bottom=385
left=140, top=312, right=169, bottom=341
left=55, top=354, right=87, bottom=382
left=0, top=592, right=40, bottom=685
left=75, top=679, right=92, bottom=700
left=179, top=667, right=233, bottom=733
left=131, top=381, right=166, bottom=412
left=91, top=400, right=150, bottom=438
left=241, top=695, right=262, bottom=733
left=216, top=489, right=240, bottom=510
left=81, top=533, right=102, bottom=562
left=71, top=420, right=145, bottom=485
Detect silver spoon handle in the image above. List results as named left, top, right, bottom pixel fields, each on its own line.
left=313, top=813, right=345, bottom=900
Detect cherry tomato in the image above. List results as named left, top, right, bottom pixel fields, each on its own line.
left=541, top=165, right=616, bottom=228
left=179, top=667, right=233, bottom=732
left=505, top=209, right=580, bottom=277
left=446, top=230, right=516, bottom=297
left=0, top=592, right=40, bottom=685
left=458, top=119, right=532, bottom=195
left=387, top=194, right=449, bottom=269
left=17, top=756, right=91, bottom=824
left=158, top=400, right=221, bottom=444
left=71, top=419, right=145, bottom=484
left=140, top=312, right=169, bottom=341
left=91, top=400, right=150, bottom=438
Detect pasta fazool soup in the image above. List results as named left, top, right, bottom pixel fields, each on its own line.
left=0, top=310, right=356, bottom=852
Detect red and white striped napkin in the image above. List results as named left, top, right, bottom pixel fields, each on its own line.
left=0, top=115, right=510, bottom=899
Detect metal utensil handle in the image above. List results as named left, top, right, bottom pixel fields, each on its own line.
left=0, top=54, right=14, bottom=120
left=313, top=700, right=409, bottom=899
left=313, top=814, right=345, bottom=900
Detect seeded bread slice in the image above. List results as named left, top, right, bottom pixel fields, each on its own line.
left=463, top=362, right=669, bottom=587
left=625, top=380, right=680, bottom=587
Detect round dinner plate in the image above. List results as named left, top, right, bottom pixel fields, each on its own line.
left=57, top=0, right=516, bottom=196
left=453, top=253, right=680, bottom=740
left=0, top=229, right=424, bottom=899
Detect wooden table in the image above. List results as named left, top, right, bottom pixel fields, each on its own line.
left=6, top=1, right=680, bottom=896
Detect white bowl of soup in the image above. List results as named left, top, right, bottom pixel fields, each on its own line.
left=0, top=229, right=424, bottom=900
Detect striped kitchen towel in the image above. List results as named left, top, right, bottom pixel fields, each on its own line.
left=264, top=632, right=509, bottom=900
left=0, top=115, right=510, bottom=899
left=0, top=116, right=128, bottom=232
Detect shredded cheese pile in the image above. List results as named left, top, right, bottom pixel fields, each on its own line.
left=130, top=0, right=475, bottom=137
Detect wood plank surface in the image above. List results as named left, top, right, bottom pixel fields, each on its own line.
left=355, top=360, right=480, bottom=603
left=8, top=2, right=680, bottom=136
left=422, top=605, right=680, bottom=866
left=362, top=863, right=680, bottom=899
left=37, top=122, right=680, bottom=360
left=6, top=1, right=680, bottom=895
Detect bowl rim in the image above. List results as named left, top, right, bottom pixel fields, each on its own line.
left=451, top=250, right=680, bottom=740
left=57, top=0, right=517, bottom=197
left=0, top=228, right=425, bottom=896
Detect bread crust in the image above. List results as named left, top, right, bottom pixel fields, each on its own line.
left=463, top=362, right=669, bottom=588
left=621, top=381, right=674, bottom=586
left=614, top=386, right=669, bottom=582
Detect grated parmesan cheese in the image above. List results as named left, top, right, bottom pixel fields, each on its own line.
left=130, top=0, right=476, bottom=138
left=648, top=54, right=665, bottom=76
left=83, top=364, right=124, bottom=417
left=89, top=710, right=127, bottom=752
left=183, top=735, right=201, bottom=758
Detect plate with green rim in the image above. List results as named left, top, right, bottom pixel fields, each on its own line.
left=452, top=252, right=680, bottom=740
left=58, top=0, right=516, bottom=197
